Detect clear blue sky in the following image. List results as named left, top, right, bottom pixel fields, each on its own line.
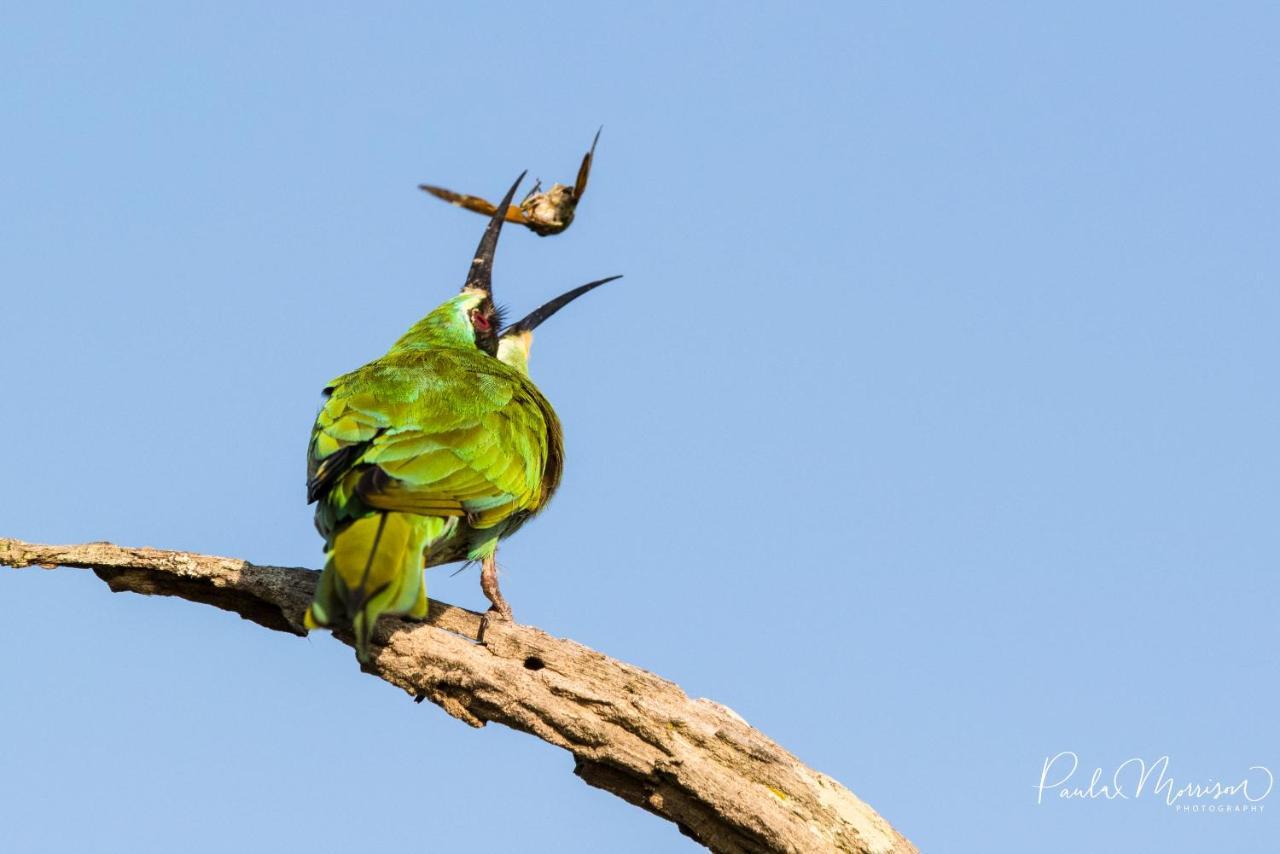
left=2, top=3, right=1277, bottom=852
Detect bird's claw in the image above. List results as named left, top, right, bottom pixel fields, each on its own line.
left=479, top=554, right=515, bottom=624
left=486, top=601, right=514, bottom=621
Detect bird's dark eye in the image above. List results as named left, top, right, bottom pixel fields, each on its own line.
left=470, top=308, right=491, bottom=332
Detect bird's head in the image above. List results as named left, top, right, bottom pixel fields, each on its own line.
left=393, top=173, right=526, bottom=355
left=456, top=172, right=527, bottom=356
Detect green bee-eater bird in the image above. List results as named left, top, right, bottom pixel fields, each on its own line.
left=304, top=173, right=620, bottom=662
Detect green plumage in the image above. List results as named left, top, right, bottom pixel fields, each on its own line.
left=305, top=290, right=563, bottom=661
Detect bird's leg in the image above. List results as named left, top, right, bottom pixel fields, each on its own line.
left=480, top=554, right=514, bottom=621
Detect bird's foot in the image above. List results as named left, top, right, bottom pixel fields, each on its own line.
left=480, top=555, right=515, bottom=623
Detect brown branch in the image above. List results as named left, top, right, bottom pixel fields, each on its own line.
left=1, top=536, right=916, bottom=854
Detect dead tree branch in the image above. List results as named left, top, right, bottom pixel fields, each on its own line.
left=1, top=536, right=916, bottom=854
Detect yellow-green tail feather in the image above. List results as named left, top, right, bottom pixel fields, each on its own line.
left=304, top=511, right=446, bottom=662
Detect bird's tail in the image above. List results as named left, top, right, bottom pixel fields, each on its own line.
left=304, top=511, right=447, bottom=662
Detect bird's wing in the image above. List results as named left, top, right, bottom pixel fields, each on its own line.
left=308, top=354, right=552, bottom=528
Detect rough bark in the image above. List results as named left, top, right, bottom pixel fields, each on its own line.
left=1, top=536, right=916, bottom=854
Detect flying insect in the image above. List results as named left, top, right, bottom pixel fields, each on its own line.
left=419, top=129, right=601, bottom=237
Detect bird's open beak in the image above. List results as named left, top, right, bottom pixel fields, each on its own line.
left=499, top=275, right=623, bottom=338
left=462, top=172, right=526, bottom=296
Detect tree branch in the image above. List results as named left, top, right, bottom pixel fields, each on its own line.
left=1, top=536, right=916, bottom=854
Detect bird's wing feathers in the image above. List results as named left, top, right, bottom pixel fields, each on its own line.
left=308, top=352, right=551, bottom=529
